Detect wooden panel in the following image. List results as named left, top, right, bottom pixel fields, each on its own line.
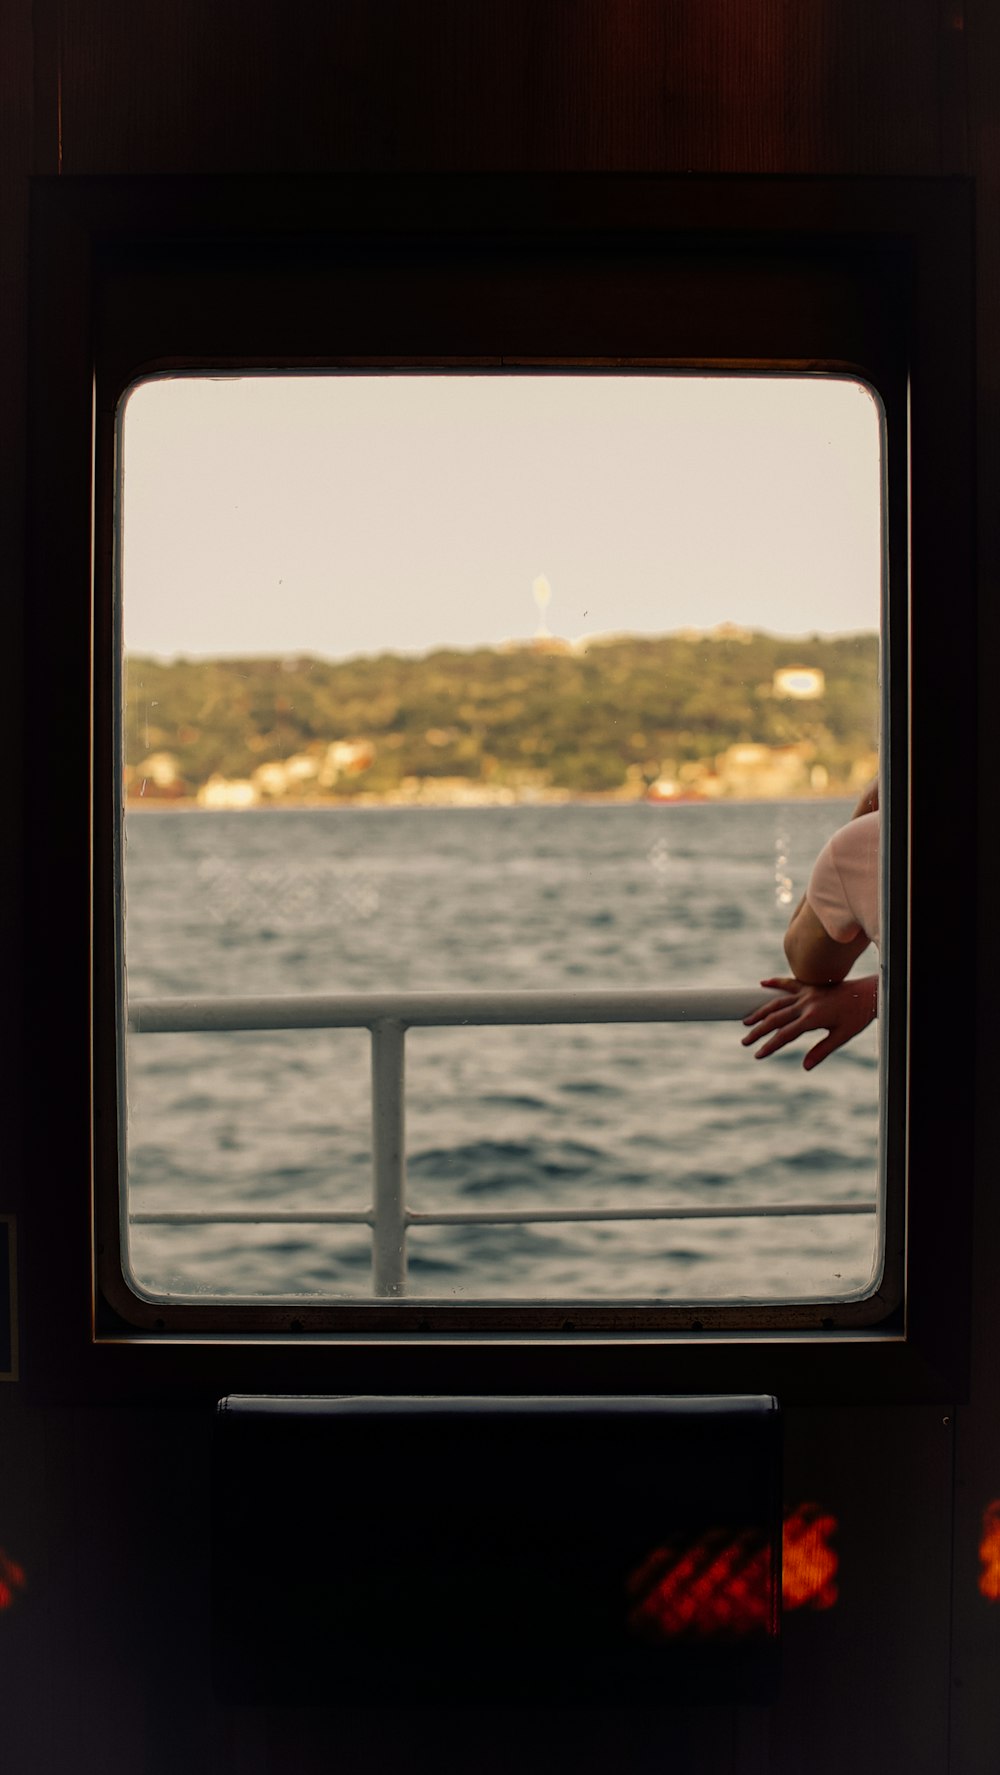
left=34, top=0, right=959, bottom=179
left=775, top=1407, right=954, bottom=1774
left=677, top=0, right=949, bottom=175
left=947, top=0, right=1000, bottom=1767
left=0, top=1, right=31, bottom=1248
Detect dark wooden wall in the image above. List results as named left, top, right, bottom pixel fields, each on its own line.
left=16, top=1, right=975, bottom=179
left=2, top=4, right=998, bottom=1771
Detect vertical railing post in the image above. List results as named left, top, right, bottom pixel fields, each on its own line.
left=370, top=1018, right=407, bottom=1296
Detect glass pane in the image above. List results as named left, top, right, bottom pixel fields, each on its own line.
left=119, top=373, right=884, bottom=1305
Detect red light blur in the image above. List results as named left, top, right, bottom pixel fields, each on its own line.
left=626, top=1528, right=775, bottom=1640
left=625, top=1503, right=839, bottom=1638
left=782, top=1503, right=838, bottom=1611
left=0, top=1547, right=26, bottom=1612
left=978, top=1501, right=1000, bottom=1600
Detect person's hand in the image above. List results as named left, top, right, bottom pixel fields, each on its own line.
left=741, top=974, right=878, bottom=1069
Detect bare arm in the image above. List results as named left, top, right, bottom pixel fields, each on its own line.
left=785, top=784, right=878, bottom=979
left=783, top=896, right=871, bottom=984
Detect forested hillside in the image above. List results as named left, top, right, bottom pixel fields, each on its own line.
left=125, top=629, right=879, bottom=801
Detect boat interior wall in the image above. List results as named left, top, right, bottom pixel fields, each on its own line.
left=24, top=171, right=975, bottom=1402
left=3, top=2, right=1000, bottom=1771
left=212, top=1396, right=783, bottom=1707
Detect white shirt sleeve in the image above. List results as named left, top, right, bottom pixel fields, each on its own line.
left=805, top=813, right=879, bottom=946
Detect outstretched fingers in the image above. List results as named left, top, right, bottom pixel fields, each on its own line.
left=748, top=1017, right=808, bottom=1059
left=743, top=973, right=878, bottom=1069
left=803, top=1026, right=855, bottom=1069
left=742, top=996, right=796, bottom=1030
left=742, top=979, right=804, bottom=1043
left=741, top=1007, right=800, bottom=1046
left=803, top=1034, right=840, bottom=1069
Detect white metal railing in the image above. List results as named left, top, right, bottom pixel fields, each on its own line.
left=127, top=989, right=876, bottom=1296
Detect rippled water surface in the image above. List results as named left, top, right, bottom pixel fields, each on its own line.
left=124, top=801, right=880, bottom=1302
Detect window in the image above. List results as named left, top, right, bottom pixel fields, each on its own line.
left=119, top=370, right=885, bottom=1317
left=25, top=176, right=974, bottom=1396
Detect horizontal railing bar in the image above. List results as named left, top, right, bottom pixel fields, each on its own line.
left=128, top=987, right=765, bottom=1033
left=130, top=1210, right=373, bottom=1225
left=125, top=990, right=877, bottom=1297
left=408, top=1203, right=875, bottom=1223
left=130, top=1201, right=874, bottom=1226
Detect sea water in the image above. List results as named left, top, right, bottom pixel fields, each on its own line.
left=123, top=800, right=879, bottom=1302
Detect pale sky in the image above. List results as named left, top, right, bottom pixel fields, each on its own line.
left=121, top=373, right=883, bottom=659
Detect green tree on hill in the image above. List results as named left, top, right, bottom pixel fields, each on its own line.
left=124, top=630, right=879, bottom=799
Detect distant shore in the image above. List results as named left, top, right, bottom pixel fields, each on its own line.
left=124, top=633, right=879, bottom=812
left=124, top=786, right=856, bottom=812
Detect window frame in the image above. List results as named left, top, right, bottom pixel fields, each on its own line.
left=25, top=174, right=975, bottom=1404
